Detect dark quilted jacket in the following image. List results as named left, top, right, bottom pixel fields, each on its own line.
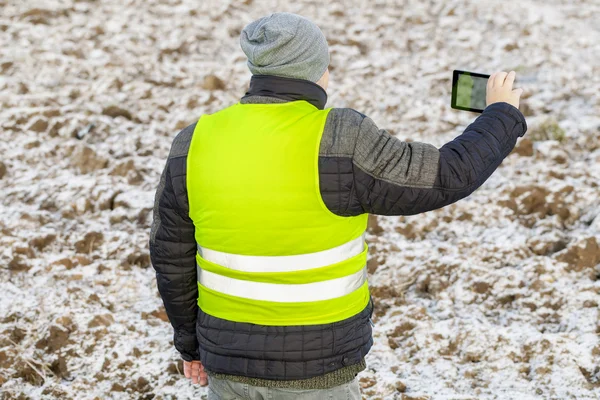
left=149, top=75, right=527, bottom=385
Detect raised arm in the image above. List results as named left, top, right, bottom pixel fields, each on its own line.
left=318, top=102, right=527, bottom=216
left=149, top=123, right=199, bottom=361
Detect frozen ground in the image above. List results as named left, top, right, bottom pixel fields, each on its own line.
left=0, top=0, right=599, bottom=399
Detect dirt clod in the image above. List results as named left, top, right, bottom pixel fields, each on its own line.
left=8, top=255, right=31, bottom=272
left=71, top=146, right=108, bottom=174
left=30, top=234, right=56, bottom=251
left=203, top=75, right=225, bottom=91
left=102, top=105, right=133, bottom=120
left=513, top=138, right=534, bottom=156
left=36, top=324, right=70, bottom=352
left=88, top=314, right=115, bottom=328
left=0, top=349, right=16, bottom=369
left=367, top=256, right=381, bottom=274
left=472, top=281, right=491, bottom=294
left=527, top=236, right=567, bottom=256
left=28, top=118, right=49, bottom=133
left=368, top=215, right=384, bottom=235
left=122, top=251, right=150, bottom=268
left=53, top=257, right=75, bottom=269
left=359, top=376, right=377, bottom=388
left=389, top=321, right=416, bottom=338
left=50, top=356, right=70, bottom=378
left=75, top=231, right=104, bottom=254
left=395, top=380, right=407, bottom=392
left=555, top=237, right=600, bottom=272
left=151, top=308, right=169, bottom=322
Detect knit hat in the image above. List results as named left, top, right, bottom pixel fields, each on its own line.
left=240, top=13, right=330, bottom=82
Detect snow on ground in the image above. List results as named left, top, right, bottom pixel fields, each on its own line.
left=0, top=0, right=599, bottom=399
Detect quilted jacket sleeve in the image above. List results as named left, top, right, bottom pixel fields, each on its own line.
left=149, top=124, right=199, bottom=361
left=431, top=102, right=528, bottom=207
left=318, top=102, right=528, bottom=216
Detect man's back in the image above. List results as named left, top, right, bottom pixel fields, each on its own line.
left=149, top=12, right=527, bottom=399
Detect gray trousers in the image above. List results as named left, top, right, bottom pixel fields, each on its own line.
left=207, top=375, right=362, bottom=400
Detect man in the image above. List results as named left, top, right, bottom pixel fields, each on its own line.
left=149, top=12, right=527, bottom=400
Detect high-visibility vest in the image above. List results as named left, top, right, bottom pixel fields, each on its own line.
left=187, top=100, right=369, bottom=326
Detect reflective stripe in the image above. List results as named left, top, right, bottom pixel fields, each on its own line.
left=198, top=234, right=365, bottom=273
left=197, top=266, right=367, bottom=303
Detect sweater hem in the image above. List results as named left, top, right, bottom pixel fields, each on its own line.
left=205, top=358, right=367, bottom=389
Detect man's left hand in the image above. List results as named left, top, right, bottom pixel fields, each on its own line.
left=183, top=360, right=208, bottom=386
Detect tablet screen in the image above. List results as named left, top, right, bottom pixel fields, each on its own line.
left=451, top=70, right=490, bottom=113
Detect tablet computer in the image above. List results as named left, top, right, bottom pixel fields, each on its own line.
left=451, top=70, right=490, bottom=113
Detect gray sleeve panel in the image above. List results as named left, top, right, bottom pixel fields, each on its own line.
left=319, top=108, right=365, bottom=157
left=318, top=108, right=442, bottom=216
left=319, top=108, right=440, bottom=188
left=169, top=122, right=196, bottom=158
left=353, top=116, right=440, bottom=189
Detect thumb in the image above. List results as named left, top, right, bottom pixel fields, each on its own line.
left=513, top=88, right=524, bottom=97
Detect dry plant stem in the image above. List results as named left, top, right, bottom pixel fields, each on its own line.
left=6, top=337, right=55, bottom=383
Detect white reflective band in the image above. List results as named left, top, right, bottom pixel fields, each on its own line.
left=198, top=233, right=365, bottom=273
left=198, top=266, right=367, bottom=303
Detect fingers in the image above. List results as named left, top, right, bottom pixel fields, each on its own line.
left=195, top=362, right=207, bottom=386
left=183, top=361, right=191, bottom=379
left=487, top=72, right=496, bottom=90
left=487, top=70, right=523, bottom=109
left=184, top=360, right=207, bottom=385
left=504, top=70, right=516, bottom=89
left=199, top=370, right=208, bottom=386
left=190, top=361, right=200, bottom=384
left=494, top=71, right=508, bottom=87
left=512, top=88, right=524, bottom=102
left=193, top=370, right=208, bottom=386
left=182, top=360, right=208, bottom=385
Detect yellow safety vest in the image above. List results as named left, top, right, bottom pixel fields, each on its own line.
left=187, top=100, right=369, bottom=326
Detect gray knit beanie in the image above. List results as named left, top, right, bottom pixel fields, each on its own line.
left=240, top=13, right=330, bottom=82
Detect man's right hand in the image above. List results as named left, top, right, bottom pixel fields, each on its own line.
left=486, top=70, right=524, bottom=109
